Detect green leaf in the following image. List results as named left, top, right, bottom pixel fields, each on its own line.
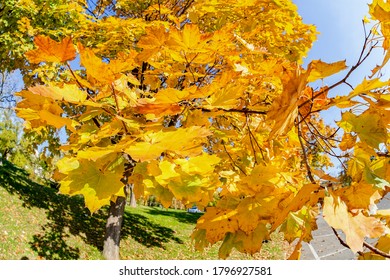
left=218, top=232, right=235, bottom=259
left=337, top=110, right=387, bottom=149
left=364, top=167, right=390, bottom=189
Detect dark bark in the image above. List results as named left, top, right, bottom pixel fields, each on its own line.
left=102, top=194, right=127, bottom=260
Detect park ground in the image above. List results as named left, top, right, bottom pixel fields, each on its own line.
left=0, top=160, right=291, bottom=260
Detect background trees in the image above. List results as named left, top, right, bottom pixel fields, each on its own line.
left=4, top=0, right=390, bottom=260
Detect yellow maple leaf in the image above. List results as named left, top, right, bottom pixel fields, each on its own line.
left=307, top=59, right=347, bottom=83
left=234, top=224, right=269, bottom=255
left=125, top=126, right=211, bottom=161
left=280, top=207, right=319, bottom=243
left=240, top=164, right=282, bottom=194
left=15, top=88, right=78, bottom=131
left=39, top=110, right=77, bottom=132
left=363, top=16, right=371, bottom=24
left=78, top=44, right=137, bottom=84
left=155, top=160, right=180, bottom=186
left=337, top=182, right=383, bottom=210
left=323, top=193, right=386, bottom=252
left=138, top=24, right=169, bottom=51
left=15, top=108, right=40, bottom=121
left=28, top=84, right=87, bottom=103
left=348, top=78, right=389, bottom=100
left=272, top=184, right=322, bottom=231
left=25, top=35, right=76, bottom=63
left=154, top=88, right=190, bottom=104
left=369, top=0, right=390, bottom=21
left=168, top=175, right=210, bottom=203
left=339, top=133, right=357, bottom=151
left=59, top=159, right=125, bottom=213
left=235, top=196, right=272, bottom=234
left=168, top=24, right=200, bottom=51
left=195, top=207, right=239, bottom=245
left=135, top=102, right=182, bottom=117
left=218, top=224, right=269, bottom=259
left=267, top=68, right=310, bottom=138
left=174, top=153, right=220, bottom=175
left=77, top=146, right=118, bottom=162
left=56, top=157, right=80, bottom=174
left=206, top=83, right=246, bottom=109
left=17, top=89, right=63, bottom=114
left=136, top=24, right=169, bottom=61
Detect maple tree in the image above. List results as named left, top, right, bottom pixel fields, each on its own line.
left=10, top=0, right=390, bottom=259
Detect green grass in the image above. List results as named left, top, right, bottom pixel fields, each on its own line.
left=0, top=160, right=291, bottom=260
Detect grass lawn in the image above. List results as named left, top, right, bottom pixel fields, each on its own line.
left=0, top=160, right=291, bottom=260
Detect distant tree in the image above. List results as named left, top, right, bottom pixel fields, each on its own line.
left=0, top=110, right=19, bottom=160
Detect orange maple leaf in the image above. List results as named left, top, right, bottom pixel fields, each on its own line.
left=25, top=35, right=76, bottom=64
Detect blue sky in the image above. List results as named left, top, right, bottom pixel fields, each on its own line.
left=293, top=0, right=386, bottom=103
left=293, top=0, right=389, bottom=123
left=294, top=0, right=373, bottom=63
left=292, top=0, right=385, bottom=172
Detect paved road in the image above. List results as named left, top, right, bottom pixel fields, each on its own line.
left=300, top=194, right=390, bottom=260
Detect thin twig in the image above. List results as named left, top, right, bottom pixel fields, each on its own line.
left=299, top=31, right=377, bottom=109
left=301, top=117, right=347, bottom=171
left=222, top=141, right=247, bottom=176
left=199, top=106, right=267, bottom=115
left=296, top=117, right=316, bottom=184
left=304, top=117, right=340, bottom=144
left=331, top=227, right=390, bottom=259
left=362, top=240, right=390, bottom=259
left=245, top=115, right=258, bottom=166
left=331, top=227, right=363, bottom=256
left=246, top=114, right=266, bottom=162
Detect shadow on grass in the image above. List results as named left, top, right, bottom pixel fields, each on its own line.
left=145, top=208, right=203, bottom=224
left=0, top=160, right=183, bottom=259
left=122, top=211, right=184, bottom=247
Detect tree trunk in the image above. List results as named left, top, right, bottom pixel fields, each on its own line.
left=102, top=195, right=127, bottom=260
left=102, top=154, right=135, bottom=259
left=128, top=184, right=137, bottom=208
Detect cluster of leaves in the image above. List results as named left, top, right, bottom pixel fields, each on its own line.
left=0, top=0, right=86, bottom=74
left=12, top=0, right=390, bottom=259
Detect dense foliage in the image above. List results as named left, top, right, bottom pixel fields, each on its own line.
left=6, top=0, right=390, bottom=259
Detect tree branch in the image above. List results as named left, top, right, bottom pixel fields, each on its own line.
left=296, top=117, right=316, bottom=184
left=331, top=227, right=390, bottom=259
left=111, top=84, right=129, bottom=135
left=299, top=30, right=377, bottom=110
left=199, top=106, right=267, bottom=115
left=245, top=114, right=266, bottom=162
left=222, top=141, right=247, bottom=176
